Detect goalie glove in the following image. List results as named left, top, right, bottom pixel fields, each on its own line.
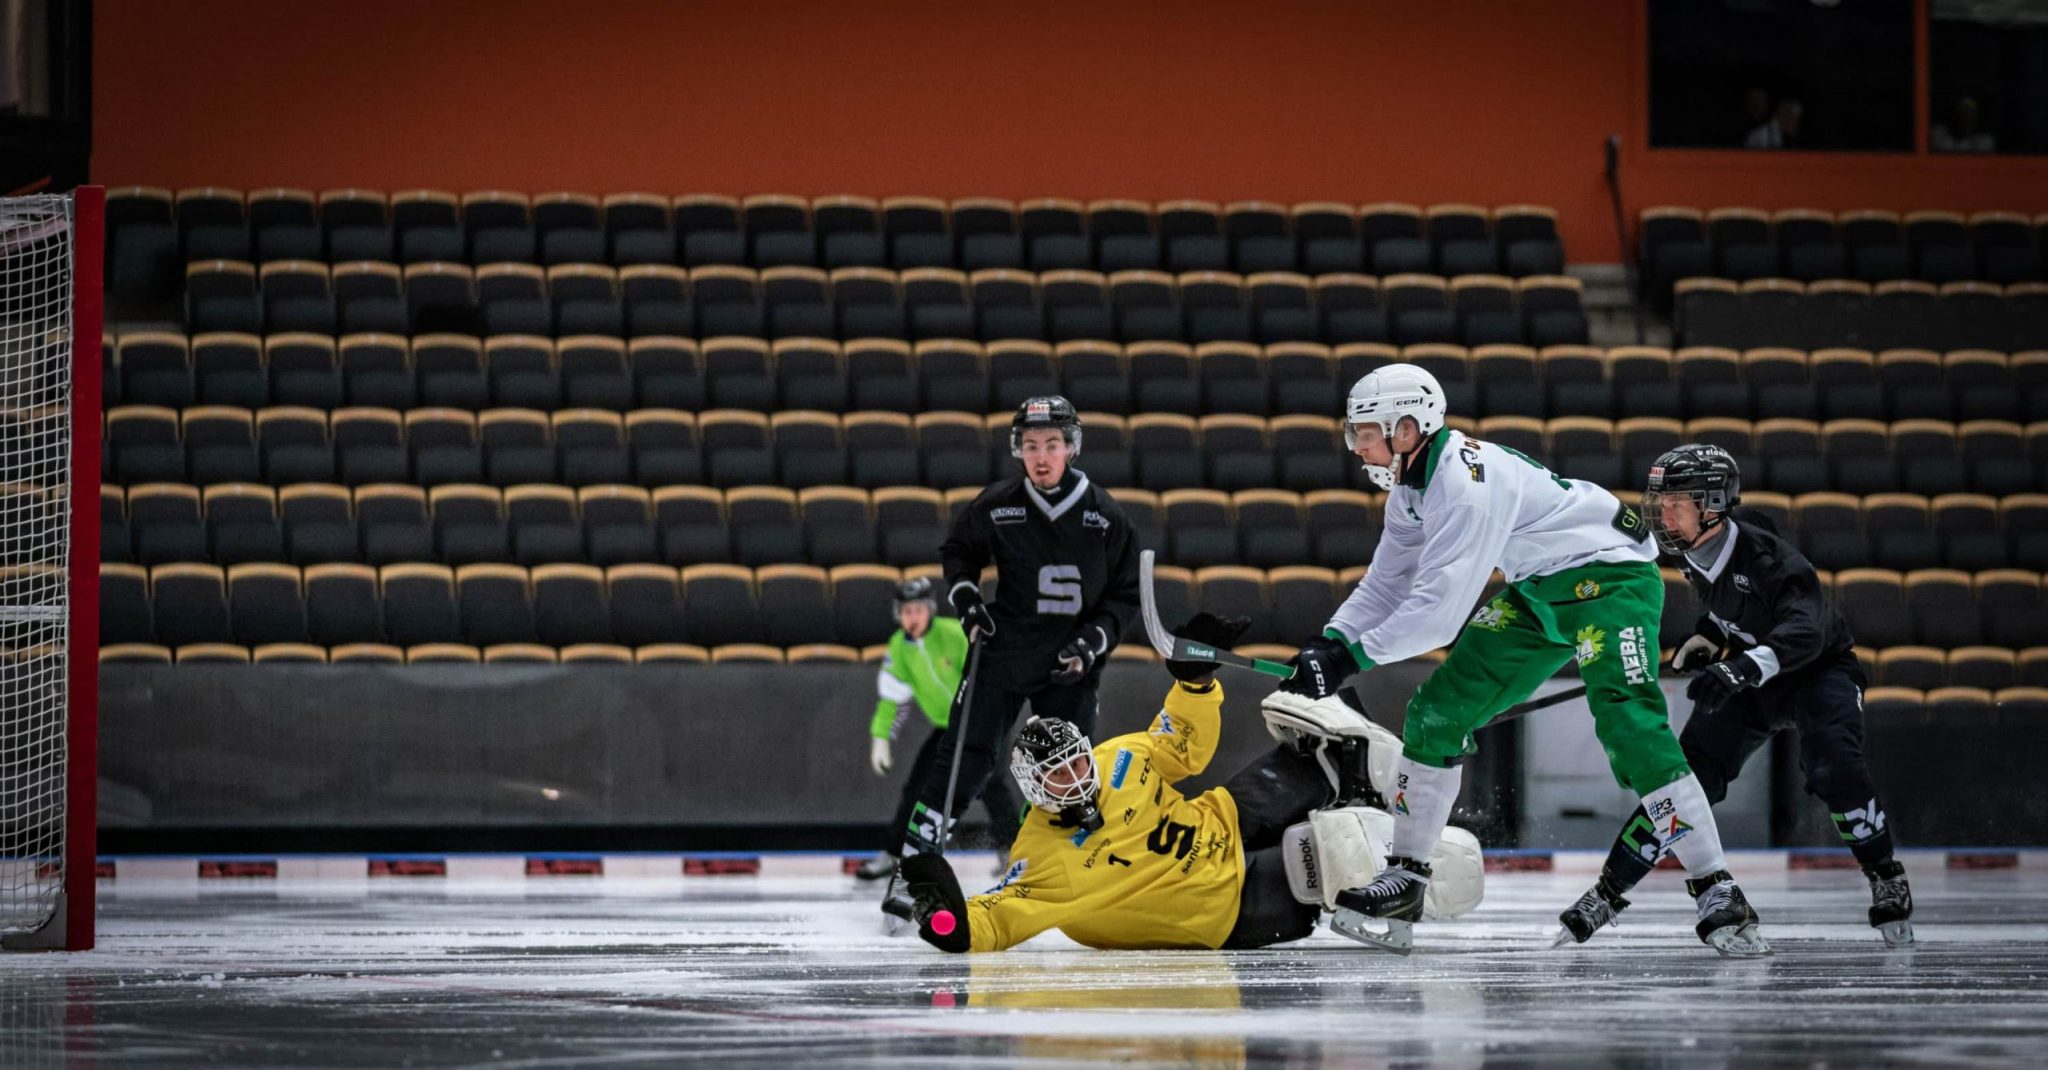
left=899, top=852, right=971, bottom=953
left=1165, top=612, right=1253, bottom=682
left=1671, top=634, right=1719, bottom=674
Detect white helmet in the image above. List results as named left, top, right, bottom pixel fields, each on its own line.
left=1344, top=365, right=1447, bottom=490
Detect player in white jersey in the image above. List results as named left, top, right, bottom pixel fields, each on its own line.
left=1277, top=364, right=1768, bottom=956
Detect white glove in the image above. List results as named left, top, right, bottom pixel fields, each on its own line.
left=870, top=737, right=892, bottom=777
left=1671, top=634, right=1719, bottom=674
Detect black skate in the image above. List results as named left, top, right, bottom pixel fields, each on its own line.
left=1685, top=870, right=1770, bottom=957
left=1330, top=856, right=1432, bottom=955
left=1551, top=879, right=1630, bottom=948
left=881, top=866, right=915, bottom=936
left=854, top=853, right=899, bottom=882
left=1865, top=859, right=1914, bottom=947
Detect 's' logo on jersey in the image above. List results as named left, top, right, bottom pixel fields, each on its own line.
left=1574, top=625, right=1606, bottom=666
left=1109, top=748, right=1133, bottom=789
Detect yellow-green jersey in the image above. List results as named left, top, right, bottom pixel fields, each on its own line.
left=962, top=678, right=1244, bottom=951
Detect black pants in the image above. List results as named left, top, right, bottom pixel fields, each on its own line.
left=903, top=666, right=1101, bottom=851
left=1605, top=650, right=1896, bottom=888
left=883, top=726, right=1023, bottom=854
left=1220, top=745, right=1333, bottom=949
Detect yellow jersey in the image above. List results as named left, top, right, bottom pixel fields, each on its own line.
left=963, top=678, right=1246, bottom=951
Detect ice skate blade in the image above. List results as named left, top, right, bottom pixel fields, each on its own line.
left=1330, top=908, right=1414, bottom=955
left=882, top=912, right=910, bottom=937
left=1704, top=922, right=1771, bottom=958
left=1879, top=919, right=1915, bottom=948
left=1551, top=925, right=1584, bottom=949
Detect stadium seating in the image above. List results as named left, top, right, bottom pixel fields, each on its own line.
left=108, top=191, right=1567, bottom=294
left=98, top=558, right=2048, bottom=675
left=1642, top=206, right=2047, bottom=308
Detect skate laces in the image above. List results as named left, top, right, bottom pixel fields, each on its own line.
left=1694, top=879, right=1737, bottom=919
left=1573, top=887, right=1622, bottom=926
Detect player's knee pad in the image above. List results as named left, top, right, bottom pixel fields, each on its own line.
left=1421, top=825, right=1485, bottom=920
left=1260, top=692, right=1402, bottom=804
left=1281, top=805, right=1393, bottom=909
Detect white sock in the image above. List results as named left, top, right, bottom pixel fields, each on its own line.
left=1388, top=757, right=1462, bottom=865
left=1638, top=773, right=1728, bottom=879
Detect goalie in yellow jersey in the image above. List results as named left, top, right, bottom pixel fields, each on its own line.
left=899, top=613, right=1487, bottom=952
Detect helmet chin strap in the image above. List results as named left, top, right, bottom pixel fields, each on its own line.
left=1050, top=799, right=1104, bottom=832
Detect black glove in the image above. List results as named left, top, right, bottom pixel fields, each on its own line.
left=900, top=852, right=970, bottom=953
left=1280, top=636, right=1358, bottom=698
left=950, top=584, right=996, bottom=642
left=1686, top=653, right=1764, bottom=709
left=1166, top=612, right=1253, bottom=682
left=1049, top=626, right=1107, bottom=685
left=1671, top=633, right=1719, bottom=675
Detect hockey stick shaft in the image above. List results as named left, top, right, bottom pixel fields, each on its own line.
left=1144, top=549, right=1593, bottom=714
left=1138, top=549, right=1294, bottom=678
left=934, top=638, right=984, bottom=855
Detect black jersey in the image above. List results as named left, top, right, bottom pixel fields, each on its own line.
left=1677, top=508, right=1855, bottom=684
left=940, top=470, right=1140, bottom=690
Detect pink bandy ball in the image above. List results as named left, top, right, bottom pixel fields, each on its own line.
left=930, top=910, right=956, bottom=936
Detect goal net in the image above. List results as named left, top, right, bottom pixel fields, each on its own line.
left=0, top=188, right=100, bottom=952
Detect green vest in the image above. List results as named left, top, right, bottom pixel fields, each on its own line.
left=870, top=617, right=970, bottom=738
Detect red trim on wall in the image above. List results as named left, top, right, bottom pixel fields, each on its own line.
left=90, top=3, right=2048, bottom=262
left=67, top=184, right=104, bottom=951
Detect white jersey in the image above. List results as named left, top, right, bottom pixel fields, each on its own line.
left=1328, top=429, right=1656, bottom=667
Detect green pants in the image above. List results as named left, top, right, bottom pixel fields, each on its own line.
left=1401, top=560, right=1690, bottom=794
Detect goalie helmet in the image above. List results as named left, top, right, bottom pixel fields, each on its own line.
left=1009, top=395, right=1082, bottom=458
left=1643, top=443, right=1742, bottom=554
left=1343, top=365, right=1447, bottom=490
left=1010, top=716, right=1103, bottom=831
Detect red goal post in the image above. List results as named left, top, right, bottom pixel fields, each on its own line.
left=0, top=185, right=101, bottom=952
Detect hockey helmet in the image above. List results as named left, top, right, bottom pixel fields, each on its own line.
left=1643, top=443, right=1742, bottom=554
left=1343, top=365, right=1447, bottom=490
left=1011, top=716, right=1100, bottom=823
left=892, top=576, right=938, bottom=614
left=1010, top=395, right=1082, bottom=458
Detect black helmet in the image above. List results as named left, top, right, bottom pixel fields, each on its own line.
left=1643, top=444, right=1742, bottom=554
left=1010, top=716, right=1103, bottom=830
left=892, top=576, right=938, bottom=615
left=1009, top=395, right=1082, bottom=458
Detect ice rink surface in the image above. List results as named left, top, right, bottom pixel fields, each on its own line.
left=7, top=856, right=2048, bottom=1068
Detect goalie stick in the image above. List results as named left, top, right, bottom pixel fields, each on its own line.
left=1138, top=549, right=1590, bottom=722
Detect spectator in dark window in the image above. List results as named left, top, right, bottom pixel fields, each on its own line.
left=1932, top=97, right=1996, bottom=153
left=1746, top=98, right=1803, bottom=150
left=1740, top=87, right=1773, bottom=144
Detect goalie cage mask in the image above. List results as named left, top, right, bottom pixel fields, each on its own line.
left=1011, top=717, right=1103, bottom=831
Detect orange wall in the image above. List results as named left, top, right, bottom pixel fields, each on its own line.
left=93, top=0, right=2048, bottom=261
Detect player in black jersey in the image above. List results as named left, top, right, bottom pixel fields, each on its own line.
left=882, top=396, right=1142, bottom=928
left=1554, top=445, right=1914, bottom=947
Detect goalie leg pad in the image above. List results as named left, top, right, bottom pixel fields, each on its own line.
left=1421, top=825, right=1485, bottom=920
left=1261, top=692, right=1405, bottom=804
left=1281, top=805, right=1393, bottom=910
